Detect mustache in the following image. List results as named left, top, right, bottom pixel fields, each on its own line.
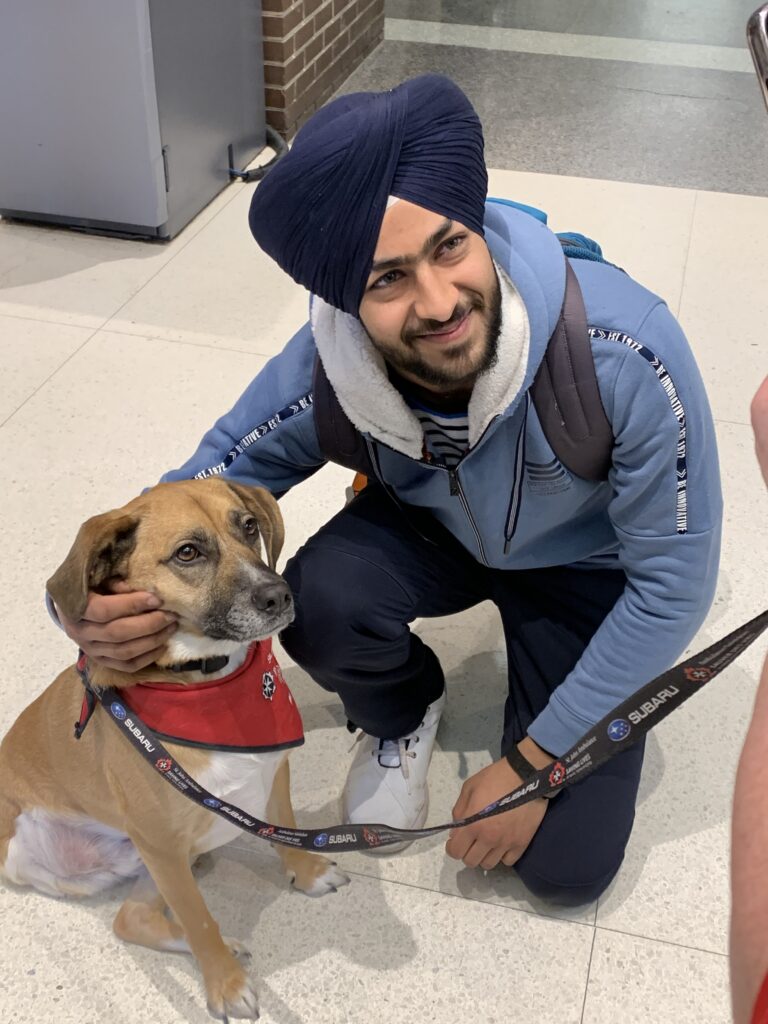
left=402, top=293, right=486, bottom=344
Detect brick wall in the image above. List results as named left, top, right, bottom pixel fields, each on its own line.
left=263, top=0, right=384, bottom=139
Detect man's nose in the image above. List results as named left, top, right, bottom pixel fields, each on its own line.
left=412, top=267, right=459, bottom=324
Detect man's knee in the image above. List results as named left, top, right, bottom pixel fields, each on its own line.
left=514, top=855, right=623, bottom=907
left=280, top=541, right=411, bottom=671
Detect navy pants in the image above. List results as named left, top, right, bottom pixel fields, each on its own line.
left=281, top=486, right=645, bottom=906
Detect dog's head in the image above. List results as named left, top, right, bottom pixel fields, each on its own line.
left=46, top=479, right=294, bottom=653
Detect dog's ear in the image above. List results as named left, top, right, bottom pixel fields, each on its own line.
left=46, top=510, right=141, bottom=621
left=226, top=483, right=284, bottom=571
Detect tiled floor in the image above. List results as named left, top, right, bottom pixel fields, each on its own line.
left=1, top=2, right=767, bottom=1022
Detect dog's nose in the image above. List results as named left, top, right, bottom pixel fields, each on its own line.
left=252, top=581, right=293, bottom=615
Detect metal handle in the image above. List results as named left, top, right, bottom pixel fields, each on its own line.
left=747, top=4, right=768, bottom=113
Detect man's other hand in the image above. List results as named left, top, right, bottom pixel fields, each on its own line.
left=446, top=750, right=549, bottom=870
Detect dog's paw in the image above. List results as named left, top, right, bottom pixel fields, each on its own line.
left=205, top=961, right=259, bottom=1021
left=290, top=858, right=351, bottom=898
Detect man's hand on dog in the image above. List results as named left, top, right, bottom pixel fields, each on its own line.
left=446, top=739, right=551, bottom=870
left=57, top=581, right=178, bottom=672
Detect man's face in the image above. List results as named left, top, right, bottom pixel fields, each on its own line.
left=357, top=201, right=501, bottom=393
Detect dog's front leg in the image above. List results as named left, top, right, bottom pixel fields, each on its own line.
left=130, top=838, right=259, bottom=1021
left=267, top=757, right=350, bottom=897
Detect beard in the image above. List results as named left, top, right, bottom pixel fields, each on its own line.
left=364, top=270, right=502, bottom=391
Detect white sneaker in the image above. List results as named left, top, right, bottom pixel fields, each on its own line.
left=341, top=693, right=446, bottom=851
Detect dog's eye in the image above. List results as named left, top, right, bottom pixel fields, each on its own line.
left=175, top=544, right=201, bottom=562
left=242, top=517, right=259, bottom=537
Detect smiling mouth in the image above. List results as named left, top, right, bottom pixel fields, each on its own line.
left=415, top=309, right=472, bottom=344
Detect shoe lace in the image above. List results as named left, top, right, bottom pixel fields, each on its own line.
left=348, top=721, right=424, bottom=796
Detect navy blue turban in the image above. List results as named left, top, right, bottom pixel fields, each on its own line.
left=248, top=74, right=488, bottom=316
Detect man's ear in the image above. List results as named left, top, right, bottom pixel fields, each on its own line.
left=46, top=511, right=140, bottom=621
left=226, top=482, right=284, bottom=571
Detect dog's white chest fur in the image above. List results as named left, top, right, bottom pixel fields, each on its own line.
left=193, top=749, right=286, bottom=855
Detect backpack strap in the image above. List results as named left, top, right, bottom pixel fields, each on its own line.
left=529, top=259, right=613, bottom=481
left=312, top=355, right=375, bottom=477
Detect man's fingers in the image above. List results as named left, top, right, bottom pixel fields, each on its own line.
left=84, top=590, right=163, bottom=624
left=480, top=848, right=506, bottom=871
left=461, top=840, right=495, bottom=869
left=501, top=849, right=519, bottom=868
left=83, top=623, right=177, bottom=663
left=77, top=611, right=177, bottom=645
left=107, top=579, right=139, bottom=595
left=93, top=642, right=175, bottom=674
left=446, top=828, right=470, bottom=861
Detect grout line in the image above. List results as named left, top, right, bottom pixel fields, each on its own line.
left=0, top=328, right=101, bottom=430
left=384, top=18, right=754, bottom=73
left=0, top=309, right=105, bottom=331
left=97, top=182, right=249, bottom=335
left=675, top=190, right=699, bottom=320
left=97, top=325, right=276, bottom=360
left=339, top=864, right=597, bottom=931
left=593, top=921, right=729, bottom=959
left=580, top=926, right=598, bottom=1024
left=714, top=416, right=754, bottom=428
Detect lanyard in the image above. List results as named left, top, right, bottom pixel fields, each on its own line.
left=75, top=609, right=768, bottom=853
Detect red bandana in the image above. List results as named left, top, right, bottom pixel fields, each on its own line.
left=114, top=640, right=304, bottom=753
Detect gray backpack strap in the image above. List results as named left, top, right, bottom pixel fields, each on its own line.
left=530, top=260, right=614, bottom=481
left=312, top=355, right=375, bottom=477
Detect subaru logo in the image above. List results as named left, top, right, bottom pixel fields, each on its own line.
left=607, top=718, right=631, bottom=742
left=313, top=833, right=329, bottom=848
left=203, top=798, right=222, bottom=809
left=110, top=702, right=127, bottom=721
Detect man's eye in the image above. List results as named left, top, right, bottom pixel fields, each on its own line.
left=243, top=517, right=259, bottom=537
left=371, top=270, right=402, bottom=290
left=175, top=544, right=201, bottom=562
left=440, top=234, right=466, bottom=255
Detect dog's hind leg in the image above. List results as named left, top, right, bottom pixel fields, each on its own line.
left=113, top=870, right=190, bottom=953
left=113, top=870, right=252, bottom=963
left=0, top=792, right=21, bottom=879
left=124, top=838, right=259, bottom=1020
left=266, top=757, right=350, bottom=897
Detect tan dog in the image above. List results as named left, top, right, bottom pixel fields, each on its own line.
left=0, top=478, right=348, bottom=1021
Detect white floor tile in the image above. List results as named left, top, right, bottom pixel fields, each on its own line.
left=678, top=190, right=768, bottom=427
left=0, top=848, right=594, bottom=1023
left=105, top=185, right=309, bottom=356
left=0, top=315, right=91, bottom=424
left=487, top=169, right=697, bottom=316
left=583, top=930, right=731, bottom=1024
left=0, top=181, right=246, bottom=329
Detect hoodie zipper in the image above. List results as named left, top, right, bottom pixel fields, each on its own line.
left=503, top=395, right=529, bottom=555
left=446, top=463, right=489, bottom=565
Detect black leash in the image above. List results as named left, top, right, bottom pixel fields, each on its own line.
left=75, top=609, right=768, bottom=853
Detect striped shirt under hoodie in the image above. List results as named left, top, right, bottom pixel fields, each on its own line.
left=390, top=370, right=471, bottom=468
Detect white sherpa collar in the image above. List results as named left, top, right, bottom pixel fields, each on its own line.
left=310, top=264, right=530, bottom=459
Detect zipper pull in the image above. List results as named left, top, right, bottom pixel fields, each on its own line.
left=448, top=468, right=459, bottom=496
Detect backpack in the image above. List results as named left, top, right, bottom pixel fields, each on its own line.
left=312, top=199, right=615, bottom=483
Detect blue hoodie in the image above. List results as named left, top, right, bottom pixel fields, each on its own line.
left=163, top=202, right=722, bottom=756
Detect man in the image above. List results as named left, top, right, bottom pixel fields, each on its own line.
left=58, top=75, right=722, bottom=905
left=731, top=376, right=768, bottom=1023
